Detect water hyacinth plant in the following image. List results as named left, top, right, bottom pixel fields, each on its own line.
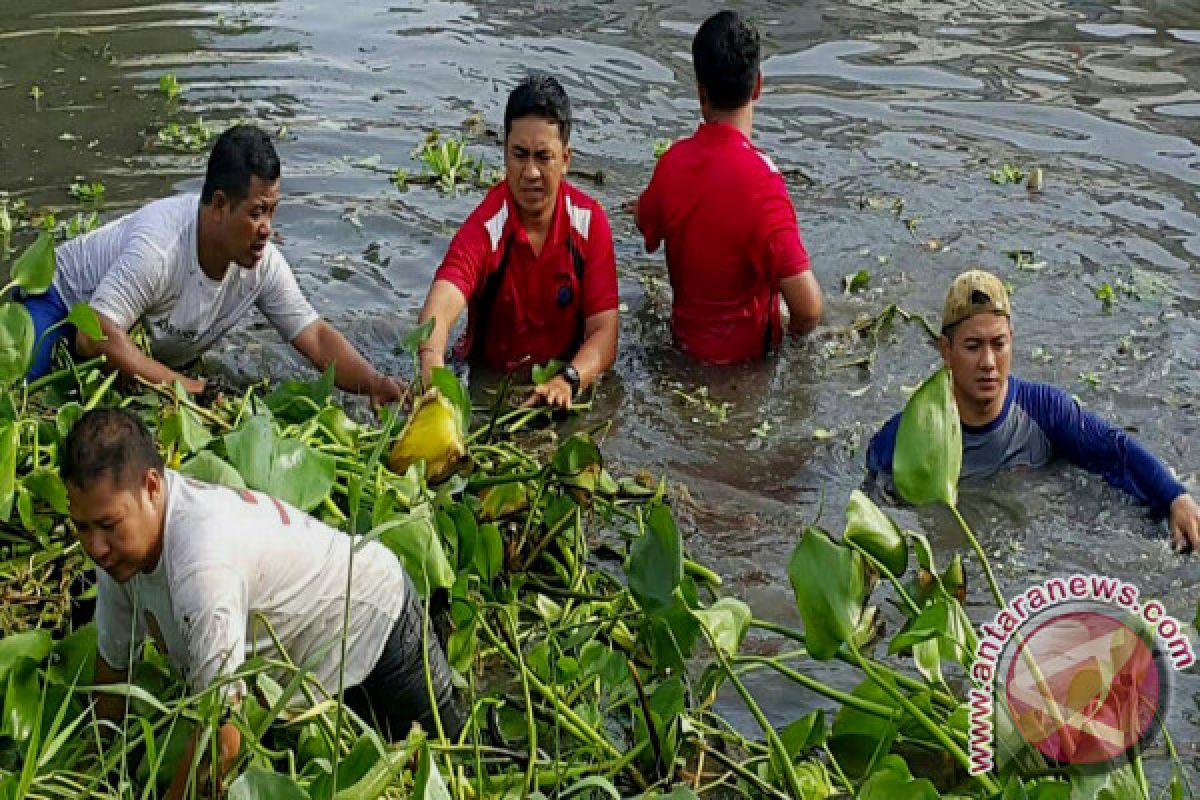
left=0, top=236, right=1188, bottom=799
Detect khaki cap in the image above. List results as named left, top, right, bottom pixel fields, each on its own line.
left=942, top=270, right=1011, bottom=331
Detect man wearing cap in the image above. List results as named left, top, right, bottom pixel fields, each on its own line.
left=866, top=270, right=1200, bottom=554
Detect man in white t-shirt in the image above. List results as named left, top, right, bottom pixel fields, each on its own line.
left=62, top=409, right=461, bottom=799
left=23, top=125, right=404, bottom=407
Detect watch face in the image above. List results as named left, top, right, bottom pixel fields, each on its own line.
left=564, top=366, right=580, bottom=389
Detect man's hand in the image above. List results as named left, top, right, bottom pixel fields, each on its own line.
left=524, top=376, right=573, bottom=410
left=621, top=197, right=639, bottom=216
left=369, top=374, right=408, bottom=409
left=1169, top=493, right=1199, bottom=554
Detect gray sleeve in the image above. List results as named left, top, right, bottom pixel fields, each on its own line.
left=95, top=570, right=138, bottom=670
left=88, top=236, right=169, bottom=331
left=255, top=249, right=320, bottom=342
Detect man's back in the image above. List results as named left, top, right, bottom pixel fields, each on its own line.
left=637, top=122, right=811, bottom=364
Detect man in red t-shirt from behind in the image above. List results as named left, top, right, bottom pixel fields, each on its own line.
left=417, top=74, right=619, bottom=408
left=633, top=10, right=823, bottom=364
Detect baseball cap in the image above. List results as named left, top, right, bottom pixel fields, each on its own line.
left=942, top=270, right=1011, bottom=331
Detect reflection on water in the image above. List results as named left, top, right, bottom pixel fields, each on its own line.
left=1, top=0, right=1197, bottom=781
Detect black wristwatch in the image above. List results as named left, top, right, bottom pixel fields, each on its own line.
left=562, top=364, right=582, bottom=395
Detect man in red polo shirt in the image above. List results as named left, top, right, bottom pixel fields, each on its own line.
left=634, top=10, right=823, bottom=364
left=416, top=74, right=619, bottom=408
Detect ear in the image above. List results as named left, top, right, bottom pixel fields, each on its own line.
left=752, top=71, right=763, bottom=101
left=142, top=468, right=164, bottom=505
left=937, top=334, right=953, bottom=364
left=211, top=189, right=230, bottom=215
left=562, top=143, right=572, bottom=173
left=696, top=83, right=709, bottom=112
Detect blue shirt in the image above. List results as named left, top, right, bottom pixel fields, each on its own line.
left=866, top=375, right=1186, bottom=517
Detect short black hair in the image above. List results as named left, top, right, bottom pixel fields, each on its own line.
left=61, top=408, right=165, bottom=492
left=504, top=73, right=572, bottom=145
left=692, top=11, right=761, bottom=111
left=200, top=124, right=281, bottom=206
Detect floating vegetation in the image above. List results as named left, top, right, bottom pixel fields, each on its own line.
left=156, top=119, right=215, bottom=152
left=842, top=269, right=870, bottom=294
left=673, top=385, right=733, bottom=426
left=987, top=163, right=1026, bottom=185
left=68, top=178, right=105, bottom=205
left=158, top=72, right=182, bottom=102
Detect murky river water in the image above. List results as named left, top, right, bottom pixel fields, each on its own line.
left=2, top=0, right=1198, bottom=786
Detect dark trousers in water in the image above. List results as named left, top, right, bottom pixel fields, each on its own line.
left=346, top=573, right=463, bottom=742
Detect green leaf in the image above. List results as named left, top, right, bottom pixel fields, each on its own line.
left=429, top=366, right=471, bottom=432
left=475, top=522, right=503, bottom=583
left=374, top=506, right=456, bottom=596
left=2, top=658, right=42, bottom=742
left=843, top=489, right=908, bottom=576
left=858, top=754, right=939, bottom=800
left=1065, top=762, right=1143, bottom=800
left=778, top=710, right=828, bottom=758
left=413, top=740, right=452, bottom=800
left=23, top=468, right=69, bottom=514
left=559, top=775, right=621, bottom=799
left=399, top=318, right=436, bottom=354
left=159, top=406, right=213, bottom=456
left=552, top=433, right=602, bottom=476
left=842, top=269, right=870, bottom=293
left=223, top=415, right=336, bottom=511
left=447, top=503, right=478, bottom=572
left=627, top=505, right=683, bottom=614
left=532, top=358, right=564, bottom=385
left=787, top=526, right=867, bottom=660
left=55, top=402, right=83, bottom=439
left=0, top=303, right=35, bottom=385
left=829, top=677, right=899, bottom=779
left=692, top=597, right=751, bottom=657
left=479, top=481, right=529, bottom=520
left=265, top=363, right=336, bottom=424
left=888, top=597, right=973, bottom=666
left=0, top=421, right=18, bottom=521
left=10, top=231, right=55, bottom=294
left=0, top=630, right=53, bottom=683
left=66, top=302, right=104, bottom=341
left=228, top=767, right=309, bottom=800
left=178, top=451, right=247, bottom=490
left=640, top=591, right=700, bottom=673
left=46, top=624, right=96, bottom=686
left=893, top=367, right=961, bottom=506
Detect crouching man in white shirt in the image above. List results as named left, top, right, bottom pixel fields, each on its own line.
left=24, top=124, right=404, bottom=407
left=62, top=409, right=461, bottom=799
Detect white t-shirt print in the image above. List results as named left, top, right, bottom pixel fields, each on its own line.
left=95, top=471, right=406, bottom=703
left=53, top=194, right=319, bottom=367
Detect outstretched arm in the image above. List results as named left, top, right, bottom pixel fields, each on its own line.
left=290, top=319, right=406, bottom=408
left=526, top=309, right=618, bottom=409
left=1027, top=381, right=1188, bottom=520
left=416, top=279, right=468, bottom=384
left=76, top=313, right=206, bottom=395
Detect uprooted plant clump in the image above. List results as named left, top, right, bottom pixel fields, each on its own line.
left=0, top=237, right=1187, bottom=799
